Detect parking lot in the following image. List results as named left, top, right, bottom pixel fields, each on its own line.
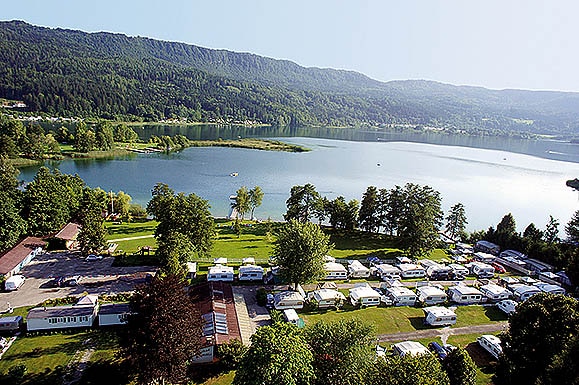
left=0, top=251, right=157, bottom=310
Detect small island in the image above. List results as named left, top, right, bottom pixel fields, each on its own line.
left=186, top=138, right=309, bottom=152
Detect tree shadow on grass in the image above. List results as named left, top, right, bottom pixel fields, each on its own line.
left=484, top=306, right=509, bottom=322
left=7, top=341, right=82, bottom=360
left=408, top=316, right=429, bottom=330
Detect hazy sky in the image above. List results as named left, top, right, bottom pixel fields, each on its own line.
left=3, top=1, right=579, bottom=91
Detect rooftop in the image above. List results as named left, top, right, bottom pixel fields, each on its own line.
left=0, top=236, right=46, bottom=275
left=54, top=222, right=81, bottom=241
left=27, top=305, right=96, bottom=319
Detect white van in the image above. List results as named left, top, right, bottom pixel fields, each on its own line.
left=4, top=275, right=25, bottom=291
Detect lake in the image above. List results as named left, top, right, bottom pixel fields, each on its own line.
left=19, top=126, right=579, bottom=232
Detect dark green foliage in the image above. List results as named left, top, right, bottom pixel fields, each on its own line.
left=120, top=274, right=202, bottom=385
left=544, top=215, right=560, bottom=244
left=217, top=339, right=248, bottom=370
left=77, top=188, right=107, bottom=256
left=358, top=186, right=380, bottom=232
left=284, top=184, right=321, bottom=223
left=256, top=287, right=268, bottom=306
left=248, top=186, right=264, bottom=219
left=445, top=203, right=468, bottom=241
left=304, top=319, right=375, bottom=385
left=496, top=293, right=579, bottom=385
left=368, top=353, right=450, bottom=385
left=565, top=210, right=579, bottom=243
left=326, top=196, right=359, bottom=231
left=442, top=347, right=477, bottom=385
left=0, top=156, right=25, bottom=249
left=232, top=186, right=251, bottom=220
left=272, top=220, right=331, bottom=289
left=233, top=322, right=314, bottom=385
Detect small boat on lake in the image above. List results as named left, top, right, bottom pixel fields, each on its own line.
left=230, top=172, right=238, bottom=177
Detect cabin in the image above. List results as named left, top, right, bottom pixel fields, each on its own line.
left=397, top=263, right=426, bottom=279
left=373, top=264, right=401, bottom=280
left=186, top=262, right=197, bottom=279
left=274, top=291, right=305, bottom=310
left=307, top=289, right=346, bottom=309
left=423, top=306, right=457, bottom=326
left=26, top=295, right=99, bottom=332
left=478, top=335, right=503, bottom=360
left=392, top=341, right=430, bottom=357
left=509, top=284, right=541, bottom=302
left=474, top=240, right=500, bottom=255
left=238, top=265, right=264, bottom=281
left=534, top=282, right=566, bottom=295
left=347, top=260, right=370, bottom=278
left=416, top=286, right=448, bottom=305
left=497, top=299, right=517, bottom=316
left=0, top=316, right=23, bottom=334
left=479, top=283, right=511, bottom=302
left=98, top=303, right=131, bottom=326
left=0, top=237, right=46, bottom=279
left=53, top=222, right=81, bottom=250
left=349, top=284, right=381, bottom=307
left=468, top=262, right=495, bottom=278
left=385, top=286, right=417, bottom=307
left=323, top=262, right=348, bottom=280
left=191, top=282, right=242, bottom=363
left=207, top=265, right=234, bottom=282
left=448, top=285, right=484, bottom=304
left=473, top=252, right=496, bottom=263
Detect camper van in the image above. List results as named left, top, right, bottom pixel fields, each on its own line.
left=238, top=265, right=264, bottom=281
left=349, top=284, right=381, bottom=307
left=397, top=264, right=426, bottom=279
left=347, top=260, right=370, bottom=278
left=423, top=306, right=457, bottom=326
left=416, top=286, right=448, bottom=305
left=385, top=286, right=417, bottom=307
left=477, top=335, right=503, bottom=360
left=274, top=291, right=305, bottom=310
left=479, top=283, right=511, bottom=302
left=323, top=262, right=348, bottom=280
left=4, top=275, right=25, bottom=291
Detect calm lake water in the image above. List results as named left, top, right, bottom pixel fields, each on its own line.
left=19, top=126, right=579, bottom=232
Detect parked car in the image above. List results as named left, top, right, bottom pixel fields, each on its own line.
left=491, top=262, right=506, bottom=274
left=86, top=254, right=103, bottom=261
left=66, top=276, right=82, bottom=286
left=443, top=344, right=457, bottom=354
left=48, top=276, right=66, bottom=288
left=428, top=341, right=448, bottom=360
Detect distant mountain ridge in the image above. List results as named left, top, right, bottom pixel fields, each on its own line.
left=1, top=20, right=579, bottom=135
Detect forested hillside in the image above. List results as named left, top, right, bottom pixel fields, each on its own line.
left=1, top=20, right=579, bottom=134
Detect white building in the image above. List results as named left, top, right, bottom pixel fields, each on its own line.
left=479, top=283, right=511, bottom=302
left=307, top=289, right=346, bottom=309
left=423, top=306, right=457, bottom=326
left=0, top=237, right=46, bottom=279
left=27, top=295, right=99, bottom=331
left=349, top=284, right=381, bottom=307
left=385, top=286, right=417, bottom=307
left=392, top=341, right=430, bottom=357
left=347, top=260, right=370, bottom=278
left=448, top=285, right=484, bottom=304
left=274, top=291, right=305, bottom=310
left=98, top=303, right=131, bottom=326
left=416, top=286, right=448, bottom=305
left=397, top=263, right=426, bottom=279
left=238, top=265, right=264, bottom=281
left=207, top=265, right=234, bottom=282
left=323, top=262, right=348, bottom=280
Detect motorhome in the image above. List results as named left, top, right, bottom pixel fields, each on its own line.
left=347, top=260, right=370, bottom=278
left=238, top=265, right=264, bottom=281
left=323, top=262, right=348, bottom=280
left=423, top=306, right=457, bottom=326
left=509, top=284, right=541, bottom=302
left=207, top=265, right=234, bottom=282
left=477, top=335, right=503, bottom=360
left=416, top=286, right=448, bottom=305
left=373, top=264, right=401, bottom=280
left=307, top=289, right=346, bottom=309
left=448, top=285, right=484, bottom=304
left=397, top=263, right=426, bottom=279
left=273, top=291, right=305, bottom=310
left=385, top=286, right=417, bottom=307
left=349, top=284, right=381, bottom=307
left=497, top=299, right=517, bottom=316
left=480, top=283, right=511, bottom=302
left=4, top=275, right=25, bottom=291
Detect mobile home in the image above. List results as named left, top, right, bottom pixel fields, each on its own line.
left=497, top=299, right=517, bottom=316
left=509, top=284, right=541, bottom=302
left=98, top=303, right=131, bottom=326
left=478, top=335, right=503, bottom=360
left=448, top=285, right=484, bottom=304
left=397, top=263, right=426, bottom=279
left=468, top=262, right=495, bottom=279
left=385, top=286, right=417, bottom=306
left=238, top=265, right=264, bottom=281
left=423, top=306, right=457, bottom=326
left=374, top=264, right=401, bottom=280
left=479, top=283, right=511, bottom=302
left=307, top=289, right=346, bottom=309
left=207, top=265, right=234, bottom=282
left=274, top=291, right=305, bottom=310
left=416, top=286, right=448, bottom=305
left=349, top=284, right=381, bottom=307
left=347, top=260, right=370, bottom=278
left=323, top=262, right=348, bottom=280
left=0, top=316, right=23, bottom=333
left=392, top=341, right=430, bottom=357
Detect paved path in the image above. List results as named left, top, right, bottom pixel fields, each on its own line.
left=233, top=292, right=253, bottom=345
left=377, top=321, right=509, bottom=343
left=109, top=235, right=155, bottom=242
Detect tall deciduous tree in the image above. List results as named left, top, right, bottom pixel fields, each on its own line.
left=0, top=156, right=25, bottom=249
left=327, top=196, right=359, bottom=231
left=497, top=293, right=579, bottom=385
left=445, top=203, right=468, bottom=241
left=248, top=186, right=264, bottom=220
left=233, top=322, right=314, bottom=385
left=305, top=319, right=375, bottom=385
left=369, top=353, right=450, bottom=385
left=120, top=274, right=202, bottom=385
left=565, top=210, right=579, bottom=244
left=77, top=188, right=107, bottom=256
left=284, top=183, right=320, bottom=223
left=271, top=220, right=331, bottom=290
left=74, top=122, right=95, bottom=153
left=358, top=186, right=380, bottom=233
left=232, top=186, right=251, bottom=220
left=442, top=347, right=477, bottom=385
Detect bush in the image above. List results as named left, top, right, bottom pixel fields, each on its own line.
left=256, top=287, right=268, bottom=306
left=269, top=310, right=285, bottom=324
left=216, top=339, right=248, bottom=370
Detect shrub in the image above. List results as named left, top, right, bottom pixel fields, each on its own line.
left=216, top=339, right=248, bottom=370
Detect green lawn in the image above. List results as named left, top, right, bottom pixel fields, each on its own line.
left=105, top=220, right=159, bottom=240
